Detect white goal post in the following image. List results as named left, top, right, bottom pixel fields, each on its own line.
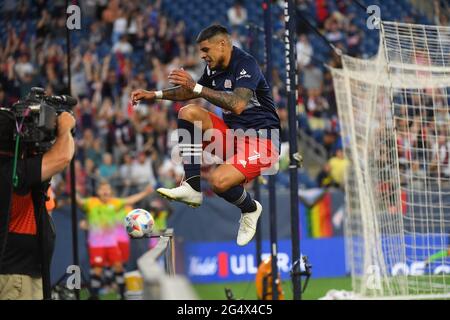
left=331, top=21, right=450, bottom=299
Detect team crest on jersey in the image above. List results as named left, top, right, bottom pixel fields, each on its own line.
left=224, top=79, right=232, bottom=89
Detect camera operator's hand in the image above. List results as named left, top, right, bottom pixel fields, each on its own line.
left=57, top=112, right=76, bottom=136
left=131, top=89, right=156, bottom=105
left=41, top=112, right=75, bottom=181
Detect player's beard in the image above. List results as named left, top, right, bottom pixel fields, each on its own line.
left=212, top=55, right=226, bottom=70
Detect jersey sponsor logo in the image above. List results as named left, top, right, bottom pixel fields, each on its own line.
left=224, top=79, right=232, bottom=89
left=237, top=68, right=252, bottom=80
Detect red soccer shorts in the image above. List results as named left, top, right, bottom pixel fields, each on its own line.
left=203, top=112, right=279, bottom=182
left=118, top=241, right=130, bottom=263
left=89, top=246, right=123, bottom=267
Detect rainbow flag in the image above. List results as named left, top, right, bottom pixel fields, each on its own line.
left=299, top=192, right=333, bottom=238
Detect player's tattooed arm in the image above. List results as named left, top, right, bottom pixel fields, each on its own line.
left=131, top=86, right=198, bottom=104
left=166, top=68, right=253, bottom=114
left=200, top=87, right=252, bottom=114
left=130, top=86, right=196, bottom=104
left=162, top=86, right=198, bottom=101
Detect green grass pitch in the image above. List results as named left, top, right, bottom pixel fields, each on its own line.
left=193, top=277, right=353, bottom=300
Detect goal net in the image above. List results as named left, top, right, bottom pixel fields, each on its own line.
left=331, top=21, right=450, bottom=299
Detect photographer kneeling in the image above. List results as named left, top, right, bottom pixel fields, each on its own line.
left=0, top=111, right=75, bottom=300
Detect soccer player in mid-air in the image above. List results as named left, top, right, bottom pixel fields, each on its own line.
left=131, top=24, right=280, bottom=246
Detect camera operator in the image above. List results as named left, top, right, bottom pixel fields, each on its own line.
left=0, top=111, right=75, bottom=300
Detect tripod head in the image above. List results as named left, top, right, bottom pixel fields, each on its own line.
left=291, top=255, right=312, bottom=293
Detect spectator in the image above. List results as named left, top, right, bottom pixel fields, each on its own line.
left=317, top=163, right=338, bottom=188
left=346, top=22, right=362, bottom=56
left=102, top=0, right=121, bottom=41
left=306, top=89, right=329, bottom=117
left=108, top=109, right=135, bottom=161
left=14, top=53, right=34, bottom=82
left=85, top=158, right=99, bottom=197
left=130, top=151, right=157, bottom=192
left=36, top=9, right=52, bottom=43
left=430, top=134, right=450, bottom=178
left=86, top=138, right=104, bottom=168
left=227, top=0, right=248, bottom=26
left=302, top=62, right=323, bottom=92
left=99, top=152, right=119, bottom=182
left=324, top=15, right=345, bottom=45
left=316, top=0, right=329, bottom=28
left=112, top=8, right=127, bottom=45
left=79, top=98, right=96, bottom=131
left=296, top=34, right=313, bottom=68
left=112, top=35, right=133, bottom=55
left=119, top=153, right=134, bottom=196
left=328, top=149, right=349, bottom=188
left=295, top=0, right=314, bottom=35
left=89, top=22, right=105, bottom=46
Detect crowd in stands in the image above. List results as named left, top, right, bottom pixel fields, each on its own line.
left=0, top=0, right=445, bottom=200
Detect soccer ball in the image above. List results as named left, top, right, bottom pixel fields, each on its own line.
left=124, top=208, right=154, bottom=238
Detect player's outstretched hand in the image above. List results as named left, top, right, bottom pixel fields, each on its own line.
left=131, top=89, right=156, bottom=105
left=144, top=184, right=154, bottom=195
left=168, top=68, right=195, bottom=91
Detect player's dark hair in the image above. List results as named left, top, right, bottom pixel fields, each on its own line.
left=196, top=24, right=230, bottom=43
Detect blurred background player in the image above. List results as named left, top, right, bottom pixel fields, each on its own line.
left=131, top=24, right=280, bottom=246
left=76, top=181, right=152, bottom=299
left=100, top=204, right=133, bottom=295
left=116, top=205, right=133, bottom=266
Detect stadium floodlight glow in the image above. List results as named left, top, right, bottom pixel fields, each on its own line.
left=331, top=21, right=450, bottom=299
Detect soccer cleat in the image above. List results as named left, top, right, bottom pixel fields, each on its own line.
left=157, top=181, right=203, bottom=208
left=237, top=200, right=262, bottom=246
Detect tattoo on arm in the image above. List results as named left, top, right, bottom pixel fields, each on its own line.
left=162, top=86, right=197, bottom=101
left=200, top=87, right=253, bottom=114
